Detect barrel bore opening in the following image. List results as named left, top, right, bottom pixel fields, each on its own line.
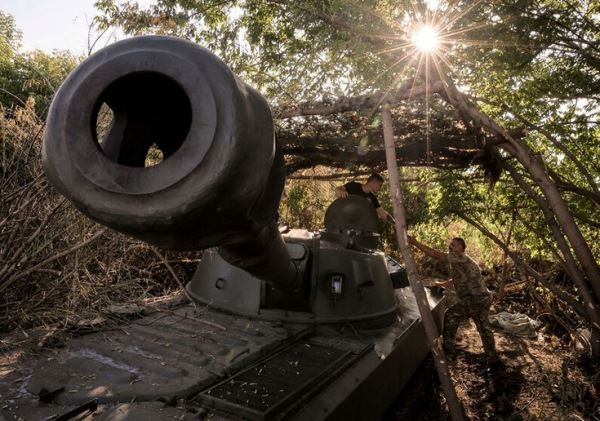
left=92, top=71, right=192, bottom=168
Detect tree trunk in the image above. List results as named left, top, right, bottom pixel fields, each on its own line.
left=382, top=103, right=466, bottom=420
left=440, top=77, right=600, bottom=304
left=503, top=163, right=600, bottom=358
left=497, top=209, right=516, bottom=300
left=503, top=163, right=594, bottom=298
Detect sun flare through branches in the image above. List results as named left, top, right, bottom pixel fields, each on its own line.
left=411, top=25, right=440, bottom=53
left=362, top=0, right=487, bottom=164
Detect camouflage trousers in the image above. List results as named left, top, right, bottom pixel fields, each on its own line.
left=443, top=293, right=498, bottom=361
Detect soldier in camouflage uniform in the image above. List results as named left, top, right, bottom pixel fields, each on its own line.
left=408, top=236, right=501, bottom=366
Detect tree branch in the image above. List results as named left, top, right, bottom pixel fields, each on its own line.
left=277, top=80, right=444, bottom=118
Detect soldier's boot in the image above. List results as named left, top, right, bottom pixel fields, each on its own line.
left=443, top=342, right=457, bottom=361
left=486, top=356, right=504, bottom=373
left=483, top=342, right=503, bottom=373
left=441, top=329, right=459, bottom=360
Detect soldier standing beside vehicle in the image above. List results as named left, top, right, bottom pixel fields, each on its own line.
left=408, top=236, right=502, bottom=369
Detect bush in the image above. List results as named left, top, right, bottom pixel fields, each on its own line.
left=0, top=102, right=190, bottom=335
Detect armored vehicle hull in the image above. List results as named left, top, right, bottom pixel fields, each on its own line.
left=0, top=285, right=443, bottom=420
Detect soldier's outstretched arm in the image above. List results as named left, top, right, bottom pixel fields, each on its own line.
left=407, top=236, right=447, bottom=262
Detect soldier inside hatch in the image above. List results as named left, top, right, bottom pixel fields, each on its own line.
left=408, top=236, right=503, bottom=370
left=335, top=173, right=394, bottom=223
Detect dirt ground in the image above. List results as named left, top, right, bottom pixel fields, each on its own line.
left=420, top=321, right=600, bottom=420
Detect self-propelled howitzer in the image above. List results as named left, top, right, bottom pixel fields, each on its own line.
left=4, top=36, right=447, bottom=420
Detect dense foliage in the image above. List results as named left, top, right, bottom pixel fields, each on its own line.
left=0, top=1, right=598, bottom=360
left=0, top=11, right=78, bottom=114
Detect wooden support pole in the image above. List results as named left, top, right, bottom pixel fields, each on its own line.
left=381, top=103, right=465, bottom=421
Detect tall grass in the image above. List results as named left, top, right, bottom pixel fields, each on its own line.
left=0, top=101, right=195, bottom=339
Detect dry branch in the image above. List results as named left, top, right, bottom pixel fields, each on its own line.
left=457, top=213, right=587, bottom=319
left=0, top=229, right=106, bottom=294
left=278, top=80, right=444, bottom=118
left=150, top=248, right=198, bottom=311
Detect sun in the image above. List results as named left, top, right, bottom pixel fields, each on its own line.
left=411, top=25, right=440, bottom=53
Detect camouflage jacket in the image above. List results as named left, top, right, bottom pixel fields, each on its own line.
left=445, top=252, right=490, bottom=299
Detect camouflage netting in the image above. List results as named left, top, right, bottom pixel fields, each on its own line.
left=276, top=93, right=513, bottom=181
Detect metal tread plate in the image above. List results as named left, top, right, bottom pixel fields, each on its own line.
left=196, top=335, right=373, bottom=420
left=19, top=306, right=307, bottom=406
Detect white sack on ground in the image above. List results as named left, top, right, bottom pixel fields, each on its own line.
left=489, top=311, right=541, bottom=338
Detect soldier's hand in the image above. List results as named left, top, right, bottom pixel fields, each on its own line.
left=339, top=190, right=349, bottom=198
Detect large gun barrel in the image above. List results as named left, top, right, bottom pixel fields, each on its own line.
left=43, top=36, right=294, bottom=288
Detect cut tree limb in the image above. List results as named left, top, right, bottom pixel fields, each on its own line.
left=382, top=103, right=466, bottom=420
left=150, top=248, right=198, bottom=312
